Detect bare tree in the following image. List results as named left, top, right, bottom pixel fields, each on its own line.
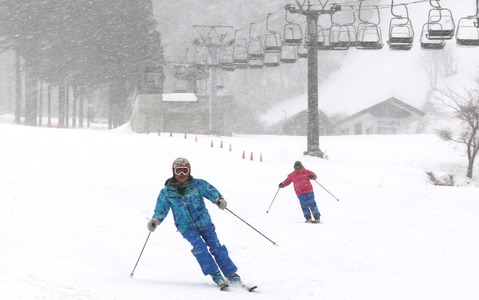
left=436, top=84, right=479, bottom=179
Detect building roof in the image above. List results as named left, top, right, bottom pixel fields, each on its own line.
left=336, top=97, right=425, bottom=125
left=162, top=93, right=198, bottom=102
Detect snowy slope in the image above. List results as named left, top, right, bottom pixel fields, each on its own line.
left=1, top=114, right=479, bottom=300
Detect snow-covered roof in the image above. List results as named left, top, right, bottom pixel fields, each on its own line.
left=162, top=93, right=198, bottom=102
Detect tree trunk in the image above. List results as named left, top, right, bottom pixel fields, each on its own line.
left=58, top=83, right=65, bottom=127
left=47, top=85, right=52, bottom=127
left=25, top=68, right=38, bottom=126
left=72, top=86, right=77, bottom=128
left=65, top=84, right=70, bottom=128
left=38, top=80, right=43, bottom=126
left=15, top=50, right=22, bottom=125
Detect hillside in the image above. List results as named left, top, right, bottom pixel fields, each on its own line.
left=1, top=114, right=478, bottom=299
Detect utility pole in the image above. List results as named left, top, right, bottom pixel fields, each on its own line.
left=286, top=1, right=341, bottom=158
left=193, top=25, right=233, bottom=135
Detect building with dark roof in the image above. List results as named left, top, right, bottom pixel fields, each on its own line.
left=334, top=97, right=425, bottom=135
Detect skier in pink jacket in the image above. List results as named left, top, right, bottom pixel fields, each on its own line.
left=279, top=161, right=321, bottom=223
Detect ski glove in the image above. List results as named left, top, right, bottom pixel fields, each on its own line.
left=216, top=197, right=227, bottom=210
left=147, top=218, right=160, bottom=232
left=309, top=175, right=315, bottom=180
left=279, top=183, right=284, bottom=188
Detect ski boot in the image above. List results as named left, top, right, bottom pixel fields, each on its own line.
left=211, top=270, right=227, bottom=287
left=227, top=273, right=242, bottom=284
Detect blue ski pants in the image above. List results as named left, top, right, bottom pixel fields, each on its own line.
left=181, top=223, right=237, bottom=277
left=297, top=192, right=321, bottom=219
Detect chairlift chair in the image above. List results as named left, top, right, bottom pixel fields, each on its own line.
left=280, top=45, right=298, bottom=63
left=330, top=25, right=356, bottom=50
left=264, top=52, right=280, bottom=67
left=356, top=23, right=383, bottom=49
left=248, top=59, right=264, bottom=69
left=247, top=37, right=265, bottom=60
left=264, top=31, right=283, bottom=53
left=387, top=2, right=414, bottom=50
left=388, top=18, right=414, bottom=50
left=232, top=40, right=249, bottom=69
left=219, top=48, right=235, bottom=72
left=456, top=16, right=479, bottom=46
left=426, top=0, right=455, bottom=40
left=283, top=23, right=304, bottom=46
left=420, top=23, right=445, bottom=49
left=297, top=45, right=308, bottom=58
left=329, top=5, right=356, bottom=50
left=356, top=4, right=383, bottom=50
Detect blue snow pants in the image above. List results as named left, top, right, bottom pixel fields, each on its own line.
left=297, top=192, right=321, bottom=219
left=181, top=223, right=237, bottom=277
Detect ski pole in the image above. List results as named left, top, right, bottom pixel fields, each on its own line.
left=314, top=180, right=340, bottom=201
left=130, top=231, right=152, bottom=277
left=266, top=187, right=281, bottom=213
left=225, top=208, right=278, bottom=246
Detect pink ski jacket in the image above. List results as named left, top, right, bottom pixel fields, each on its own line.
left=281, top=167, right=317, bottom=196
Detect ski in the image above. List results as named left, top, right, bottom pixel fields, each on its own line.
left=241, top=283, right=258, bottom=292
left=229, top=281, right=257, bottom=292
left=219, top=284, right=229, bottom=291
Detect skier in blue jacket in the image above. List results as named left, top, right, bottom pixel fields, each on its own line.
left=147, top=157, right=241, bottom=287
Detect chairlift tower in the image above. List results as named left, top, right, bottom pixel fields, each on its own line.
left=193, top=25, right=233, bottom=135
left=286, top=1, right=341, bottom=158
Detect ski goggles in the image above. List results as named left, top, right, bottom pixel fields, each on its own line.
left=174, top=167, right=190, bottom=176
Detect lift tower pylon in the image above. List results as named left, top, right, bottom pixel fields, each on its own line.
left=287, top=2, right=341, bottom=158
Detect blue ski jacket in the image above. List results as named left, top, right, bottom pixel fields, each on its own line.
left=152, top=177, right=222, bottom=234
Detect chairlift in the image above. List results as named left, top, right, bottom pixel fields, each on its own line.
left=420, top=23, right=445, bottom=49
left=218, top=48, right=235, bottom=72
left=317, top=30, right=335, bottom=50
left=387, top=2, right=414, bottom=50
left=248, top=37, right=265, bottom=60
left=264, top=52, right=280, bottom=67
left=356, top=3, right=383, bottom=50
left=248, top=24, right=265, bottom=60
left=297, top=45, right=308, bottom=58
left=280, top=45, right=298, bottom=63
left=456, top=16, right=479, bottom=46
left=283, top=24, right=304, bottom=46
left=426, top=0, right=455, bottom=40
left=264, top=13, right=283, bottom=53
left=456, top=0, right=479, bottom=47
left=330, top=25, right=356, bottom=50
left=248, top=59, right=264, bottom=69
left=330, top=5, right=356, bottom=50
left=192, top=45, right=209, bottom=67
left=232, top=38, right=249, bottom=69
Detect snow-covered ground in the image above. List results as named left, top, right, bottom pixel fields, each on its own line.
left=1, top=114, right=478, bottom=299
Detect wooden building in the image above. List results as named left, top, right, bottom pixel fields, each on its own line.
left=334, top=97, right=425, bottom=135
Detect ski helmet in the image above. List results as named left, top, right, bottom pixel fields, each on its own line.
left=172, top=157, right=191, bottom=175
